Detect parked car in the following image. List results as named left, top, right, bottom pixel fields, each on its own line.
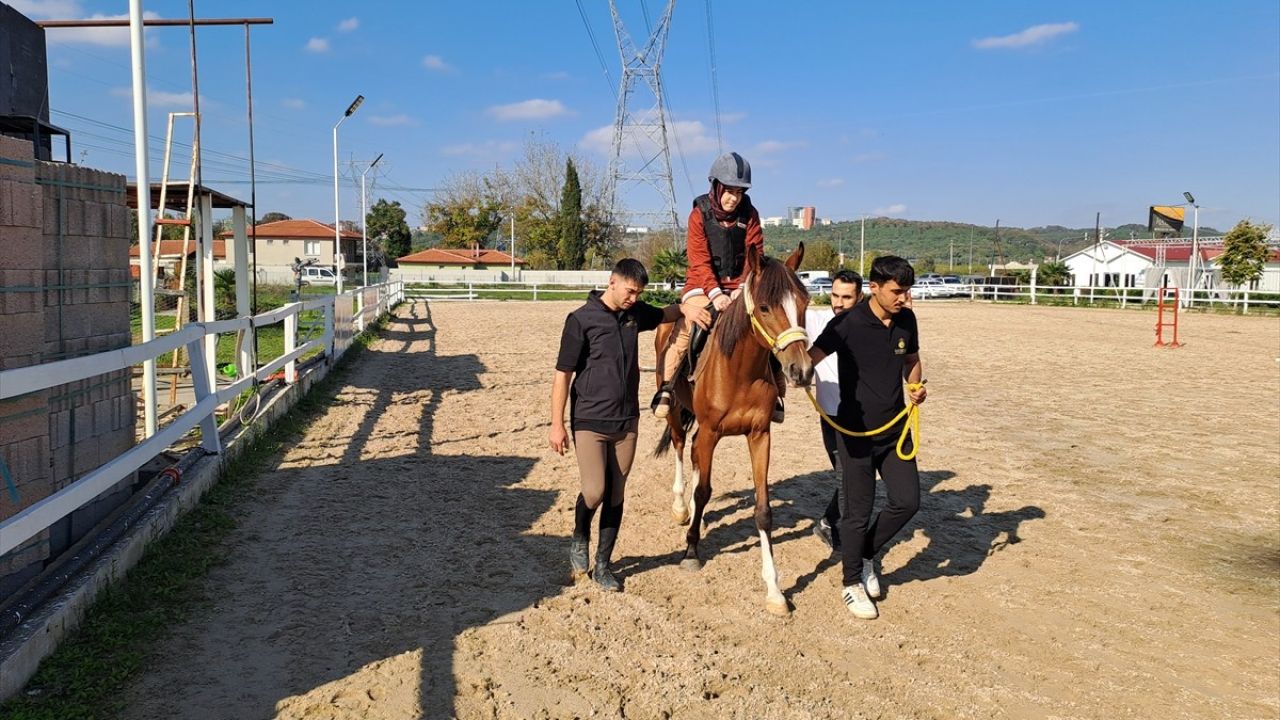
left=805, top=277, right=834, bottom=295
left=939, top=276, right=968, bottom=297
left=913, top=278, right=945, bottom=298
left=299, top=266, right=338, bottom=286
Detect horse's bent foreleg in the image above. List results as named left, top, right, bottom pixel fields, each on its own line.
left=682, top=428, right=717, bottom=571
left=747, top=431, right=788, bottom=615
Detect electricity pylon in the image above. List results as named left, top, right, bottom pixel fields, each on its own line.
left=607, top=0, right=682, bottom=248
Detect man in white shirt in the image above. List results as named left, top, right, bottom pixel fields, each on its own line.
left=805, top=270, right=863, bottom=551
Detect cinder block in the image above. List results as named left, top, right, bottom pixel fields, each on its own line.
left=73, top=435, right=100, bottom=476
left=52, top=446, right=72, bottom=487
left=64, top=198, right=84, bottom=237
left=92, top=398, right=112, bottom=433
left=0, top=531, right=50, bottom=578
left=0, top=393, right=47, bottom=443
left=83, top=200, right=103, bottom=237
left=3, top=224, right=43, bottom=270
left=50, top=409, right=70, bottom=450
left=0, top=312, right=43, bottom=354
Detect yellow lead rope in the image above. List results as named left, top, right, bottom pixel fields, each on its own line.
left=803, top=382, right=925, bottom=461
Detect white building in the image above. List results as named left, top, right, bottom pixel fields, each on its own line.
left=761, top=216, right=789, bottom=227
left=1062, top=239, right=1280, bottom=293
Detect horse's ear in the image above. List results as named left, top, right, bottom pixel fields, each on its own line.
left=784, top=242, right=804, bottom=271
left=746, top=242, right=762, bottom=275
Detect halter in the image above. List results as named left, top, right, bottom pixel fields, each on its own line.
left=741, top=272, right=808, bottom=354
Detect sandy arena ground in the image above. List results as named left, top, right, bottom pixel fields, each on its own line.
left=120, top=299, right=1279, bottom=719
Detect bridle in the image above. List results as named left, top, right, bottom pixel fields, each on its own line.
left=740, top=272, right=807, bottom=354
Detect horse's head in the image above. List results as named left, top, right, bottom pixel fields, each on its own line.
left=738, top=242, right=814, bottom=387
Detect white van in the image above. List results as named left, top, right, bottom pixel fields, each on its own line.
left=299, top=266, right=338, bottom=286
left=796, top=270, right=830, bottom=283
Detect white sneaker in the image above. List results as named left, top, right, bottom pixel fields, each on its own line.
left=862, top=559, right=882, bottom=599
left=842, top=584, right=878, bottom=619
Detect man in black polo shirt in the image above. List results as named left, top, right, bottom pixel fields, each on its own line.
left=809, top=255, right=928, bottom=619
left=549, top=259, right=710, bottom=591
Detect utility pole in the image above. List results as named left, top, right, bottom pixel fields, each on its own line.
left=360, top=152, right=383, bottom=288
left=859, top=214, right=866, bottom=275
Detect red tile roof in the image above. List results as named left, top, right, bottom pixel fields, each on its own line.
left=1114, top=240, right=1280, bottom=263
left=397, top=247, right=526, bottom=266
left=128, top=239, right=226, bottom=259
left=218, top=219, right=360, bottom=240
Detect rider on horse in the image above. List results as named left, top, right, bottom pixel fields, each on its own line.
left=653, top=151, right=787, bottom=422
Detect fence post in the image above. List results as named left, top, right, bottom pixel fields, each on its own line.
left=185, top=329, right=222, bottom=453
left=324, top=298, right=335, bottom=362
left=1243, top=289, right=1250, bottom=315
left=1030, top=269, right=1038, bottom=305
left=284, top=309, right=298, bottom=384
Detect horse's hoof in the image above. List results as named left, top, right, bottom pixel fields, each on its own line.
left=765, top=598, right=791, bottom=617
left=671, top=509, right=690, bottom=525
left=679, top=558, right=703, bottom=572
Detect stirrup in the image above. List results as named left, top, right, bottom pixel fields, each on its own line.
left=772, top=397, right=785, bottom=424
left=652, top=388, right=672, bottom=418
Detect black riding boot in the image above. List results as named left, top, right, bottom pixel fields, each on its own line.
left=570, top=494, right=595, bottom=578
left=593, top=502, right=624, bottom=592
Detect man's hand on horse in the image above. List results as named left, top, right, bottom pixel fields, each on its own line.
left=548, top=425, right=569, bottom=455
left=712, top=293, right=732, bottom=312
left=682, top=303, right=712, bottom=330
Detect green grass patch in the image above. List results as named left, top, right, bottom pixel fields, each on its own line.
left=0, top=311, right=395, bottom=720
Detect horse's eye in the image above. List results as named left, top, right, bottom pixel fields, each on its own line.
left=759, top=305, right=769, bottom=312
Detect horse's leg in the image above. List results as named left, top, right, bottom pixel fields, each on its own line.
left=681, top=427, right=718, bottom=571
left=670, top=414, right=690, bottom=524
left=747, top=430, right=789, bottom=615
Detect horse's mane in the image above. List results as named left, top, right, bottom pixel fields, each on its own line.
left=714, top=256, right=806, bottom=357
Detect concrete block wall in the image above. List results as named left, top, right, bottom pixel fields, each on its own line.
left=0, top=136, right=137, bottom=600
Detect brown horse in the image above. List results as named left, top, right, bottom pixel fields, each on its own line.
left=653, top=243, right=813, bottom=615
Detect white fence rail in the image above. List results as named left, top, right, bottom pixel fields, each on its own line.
left=403, top=281, right=605, bottom=302
left=934, top=283, right=1280, bottom=312
left=0, top=281, right=404, bottom=558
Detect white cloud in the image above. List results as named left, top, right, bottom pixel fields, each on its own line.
left=111, top=86, right=206, bottom=109
left=367, top=113, right=417, bottom=127
left=281, top=98, right=307, bottom=110
left=17, top=6, right=162, bottom=47
left=337, top=17, right=359, bottom=32
left=720, top=111, right=747, bottom=124
left=973, top=22, right=1079, bottom=50
left=817, top=178, right=845, bottom=188
left=441, top=140, right=519, bottom=158
left=422, top=55, right=455, bottom=72
left=305, top=37, right=330, bottom=53
left=873, top=203, right=908, bottom=216
left=579, top=116, right=719, bottom=157
left=486, top=99, right=572, bottom=121
left=752, top=139, right=806, bottom=154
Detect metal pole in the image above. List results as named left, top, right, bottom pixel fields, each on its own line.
left=1190, top=203, right=1200, bottom=297
left=360, top=152, right=382, bottom=289
left=859, top=215, right=867, bottom=274
left=510, top=214, right=516, bottom=279
left=129, top=0, right=157, bottom=437
left=333, top=120, right=342, bottom=294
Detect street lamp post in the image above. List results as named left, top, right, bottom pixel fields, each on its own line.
left=1183, top=191, right=1199, bottom=299
left=859, top=214, right=867, bottom=275
left=360, top=152, right=383, bottom=288
left=333, top=94, right=364, bottom=295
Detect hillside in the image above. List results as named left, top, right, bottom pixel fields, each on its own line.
left=761, top=218, right=1224, bottom=271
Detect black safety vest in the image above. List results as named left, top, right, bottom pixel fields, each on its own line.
left=694, top=194, right=752, bottom=282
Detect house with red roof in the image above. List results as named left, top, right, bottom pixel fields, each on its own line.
left=396, top=247, right=526, bottom=272
left=219, top=219, right=361, bottom=274
left=1062, top=238, right=1280, bottom=292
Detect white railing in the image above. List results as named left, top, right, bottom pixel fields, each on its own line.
left=403, top=281, right=605, bottom=302
left=918, top=283, right=1280, bottom=312
left=0, top=281, right=404, bottom=557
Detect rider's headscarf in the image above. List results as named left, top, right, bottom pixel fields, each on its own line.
left=707, top=180, right=747, bottom=223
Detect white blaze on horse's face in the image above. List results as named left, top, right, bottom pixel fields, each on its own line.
left=777, top=289, right=814, bottom=387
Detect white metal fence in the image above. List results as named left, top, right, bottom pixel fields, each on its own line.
left=0, top=281, right=404, bottom=558
left=925, top=283, right=1280, bottom=312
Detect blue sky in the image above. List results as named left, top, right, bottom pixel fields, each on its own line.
left=13, top=0, right=1280, bottom=232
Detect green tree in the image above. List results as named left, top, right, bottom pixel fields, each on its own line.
left=801, top=241, right=840, bottom=272
left=650, top=246, right=688, bottom=288
left=366, top=198, right=412, bottom=265
left=424, top=171, right=505, bottom=249
left=1218, top=219, right=1273, bottom=288
left=915, top=255, right=937, bottom=273
left=213, top=268, right=237, bottom=319
left=557, top=158, right=586, bottom=270
left=1036, top=260, right=1071, bottom=286
left=259, top=211, right=291, bottom=223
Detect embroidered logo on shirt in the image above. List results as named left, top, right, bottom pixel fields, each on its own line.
left=894, top=338, right=906, bottom=355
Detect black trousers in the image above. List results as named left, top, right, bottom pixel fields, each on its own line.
left=820, top=420, right=841, bottom=524
left=837, top=433, right=920, bottom=587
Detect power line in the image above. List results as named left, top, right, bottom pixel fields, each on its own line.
left=704, top=0, right=724, bottom=153
left=574, top=0, right=617, bottom=98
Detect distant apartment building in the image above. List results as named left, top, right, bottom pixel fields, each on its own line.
left=787, top=206, right=817, bottom=230
left=761, top=216, right=788, bottom=227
